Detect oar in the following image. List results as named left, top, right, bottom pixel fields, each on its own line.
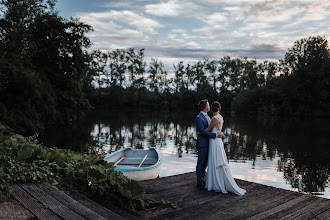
left=138, top=154, right=148, bottom=168
left=114, top=156, right=126, bottom=166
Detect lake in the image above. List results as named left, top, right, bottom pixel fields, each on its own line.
left=39, top=110, right=330, bottom=199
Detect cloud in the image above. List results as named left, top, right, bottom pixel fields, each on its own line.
left=75, top=9, right=164, bottom=50
left=64, top=0, right=329, bottom=70
left=192, top=12, right=230, bottom=38
left=145, top=0, right=201, bottom=17
left=203, top=12, right=229, bottom=26
left=77, top=10, right=163, bottom=33
left=145, top=0, right=182, bottom=16
left=98, top=1, right=133, bottom=9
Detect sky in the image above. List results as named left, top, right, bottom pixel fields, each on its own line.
left=56, top=0, right=330, bottom=71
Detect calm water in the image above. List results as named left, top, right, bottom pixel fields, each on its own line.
left=40, top=110, right=330, bottom=199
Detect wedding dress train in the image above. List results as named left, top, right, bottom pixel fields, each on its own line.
left=206, top=114, right=246, bottom=196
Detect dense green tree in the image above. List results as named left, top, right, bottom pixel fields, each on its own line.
left=0, top=0, right=92, bottom=134
left=281, top=36, right=330, bottom=115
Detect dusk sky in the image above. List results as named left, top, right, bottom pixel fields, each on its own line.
left=56, top=0, right=330, bottom=71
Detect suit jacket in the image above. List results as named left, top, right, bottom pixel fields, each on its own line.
left=196, top=112, right=216, bottom=148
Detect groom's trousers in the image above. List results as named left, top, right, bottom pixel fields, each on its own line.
left=196, top=147, right=208, bottom=186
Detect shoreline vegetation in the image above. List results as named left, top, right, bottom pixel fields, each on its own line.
left=0, top=123, right=151, bottom=212
left=0, top=0, right=329, bottom=214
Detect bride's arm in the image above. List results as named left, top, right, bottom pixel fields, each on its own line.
left=205, top=118, right=218, bottom=131
left=197, top=118, right=218, bottom=135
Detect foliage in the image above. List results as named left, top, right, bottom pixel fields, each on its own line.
left=0, top=123, right=148, bottom=211
left=0, top=0, right=92, bottom=135
left=161, top=197, right=183, bottom=209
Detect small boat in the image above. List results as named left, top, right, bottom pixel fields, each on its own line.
left=104, top=147, right=162, bottom=181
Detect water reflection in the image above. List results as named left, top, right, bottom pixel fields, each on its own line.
left=40, top=111, right=330, bottom=199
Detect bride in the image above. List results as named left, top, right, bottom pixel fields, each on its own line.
left=204, top=101, right=246, bottom=196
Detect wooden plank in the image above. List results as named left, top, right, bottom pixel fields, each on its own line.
left=142, top=180, right=283, bottom=220
left=262, top=195, right=320, bottom=219
left=144, top=179, right=263, bottom=207
left=38, top=183, right=107, bottom=220
left=19, top=183, right=86, bottom=220
left=139, top=172, right=330, bottom=220
left=279, top=197, right=330, bottom=219
left=9, top=184, right=62, bottom=220
left=63, top=187, right=132, bottom=220
left=141, top=173, right=278, bottom=219
left=245, top=194, right=312, bottom=220
left=227, top=192, right=302, bottom=219
left=313, top=208, right=330, bottom=220
left=141, top=182, right=257, bottom=217
left=141, top=172, right=196, bottom=193
left=293, top=201, right=330, bottom=220
left=176, top=186, right=292, bottom=220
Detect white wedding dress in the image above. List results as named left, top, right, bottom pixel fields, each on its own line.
left=206, top=114, right=246, bottom=196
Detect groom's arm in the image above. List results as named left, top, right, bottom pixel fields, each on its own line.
left=196, top=117, right=216, bottom=139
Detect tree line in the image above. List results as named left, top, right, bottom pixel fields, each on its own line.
left=89, top=36, right=330, bottom=118
left=0, top=0, right=330, bottom=135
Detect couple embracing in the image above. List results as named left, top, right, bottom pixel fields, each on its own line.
left=196, top=99, right=246, bottom=196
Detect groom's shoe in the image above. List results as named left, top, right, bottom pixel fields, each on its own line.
left=197, top=184, right=206, bottom=190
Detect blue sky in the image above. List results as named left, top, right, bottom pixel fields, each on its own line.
left=56, top=0, right=330, bottom=71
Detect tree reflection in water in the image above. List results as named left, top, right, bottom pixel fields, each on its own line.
left=41, top=111, right=329, bottom=196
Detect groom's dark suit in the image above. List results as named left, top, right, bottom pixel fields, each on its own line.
left=196, top=112, right=216, bottom=188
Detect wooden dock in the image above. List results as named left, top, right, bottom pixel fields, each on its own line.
left=7, top=172, right=330, bottom=219
left=8, top=182, right=138, bottom=220
left=139, top=172, right=330, bottom=220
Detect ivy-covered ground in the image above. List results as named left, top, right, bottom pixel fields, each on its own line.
left=0, top=122, right=151, bottom=213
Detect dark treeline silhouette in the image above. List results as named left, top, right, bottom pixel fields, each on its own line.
left=1, top=0, right=330, bottom=135
left=89, top=36, right=330, bottom=118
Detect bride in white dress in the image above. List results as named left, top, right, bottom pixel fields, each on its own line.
left=204, top=101, right=246, bottom=196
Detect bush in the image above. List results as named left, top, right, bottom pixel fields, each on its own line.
left=0, top=123, right=148, bottom=211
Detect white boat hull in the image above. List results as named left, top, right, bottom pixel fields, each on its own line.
left=104, top=147, right=162, bottom=181
left=121, top=165, right=161, bottom=181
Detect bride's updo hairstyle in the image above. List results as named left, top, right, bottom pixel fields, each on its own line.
left=211, top=101, right=221, bottom=113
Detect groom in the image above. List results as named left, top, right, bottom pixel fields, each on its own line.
left=195, top=99, right=222, bottom=189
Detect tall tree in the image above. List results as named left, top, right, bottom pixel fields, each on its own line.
left=204, top=58, right=218, bottom=92
left=0, top=0, right=93, bottom=134
left=173, top=61, right=186, bottom=93
left=282, top=36, right=330, bottom=114
left=126, top=48, right=146, bottom=88
left=109, top=49, right=126, bottom=88
left=148, top=58, right=167, bottom=93
left=90, top=50, right=108, bottom=92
